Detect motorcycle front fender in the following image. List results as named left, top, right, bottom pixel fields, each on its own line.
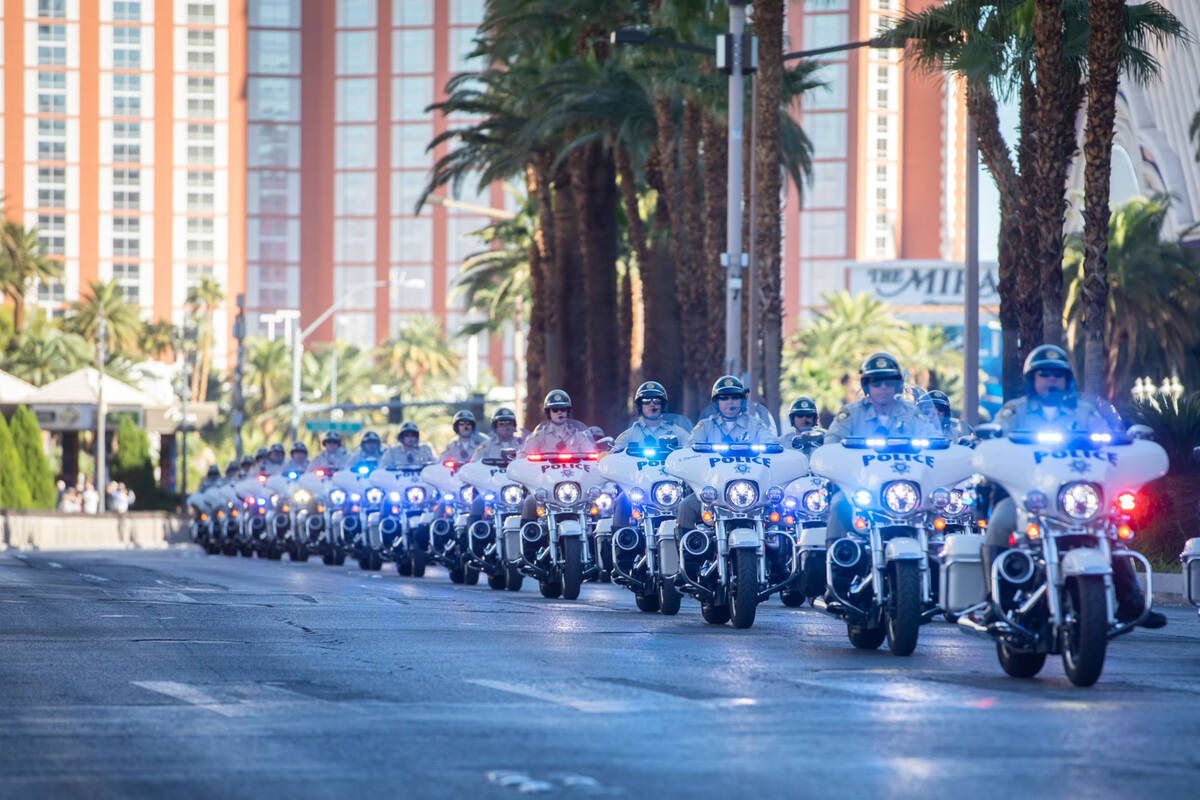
left=557, top=519, right=583, bottom=537
left=593, top=517, right=613, bottom=536
left=727, top=526, right=759, bottom=549
left=884, top=537, right=923, bottom=562
left=1060, top=547, right=1112, bottom=578
left=797, top=526, right=827, bottom=550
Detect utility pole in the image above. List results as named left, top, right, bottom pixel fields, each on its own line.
left=722, top=1, right=750, bottom=377
left=232, top=293, right=246, bottom=459
left=96, top=311, right=107, bottom=513
left=964, top=114, right=980, bottom=426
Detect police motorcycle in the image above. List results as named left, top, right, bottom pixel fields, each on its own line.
left=231, top=468, right=276, bottom=558
left=421, top=457, right=480, bottom=583
left=458, top=449, right=526, bottom=591
left=596, top=439, right=685, bottom=614
left=213, top=469, right=245, bottom=555
left=364, top=462, right=436, bottom=577
left=301, top=464, right=346, bottom=566
left=810, top=434, right=974, bottom=654
left=251, top=469, right=297, bottom=560
left=278, top=466, right=323, bottom=562
left=948, top=425, right=1167, bottom=686
left=187, top=473, right=219, bottom=554
left=324, top=459, right=382, bottom=569
left=507, top=447, right=606, bottom=600
left=664, top=441, right=808, bottom=628
left=779, top=430, right=832, bottom=606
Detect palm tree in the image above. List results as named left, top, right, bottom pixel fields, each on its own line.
left=0, top=221, right=62, bottom=334
left=185, top=276, right=225, bottom=401
left=376, top=316, right=460, bottom=399
left=64, top=279, right=143, bottom=356
left=140, top=319, right=177, bottom=360
left=0, top=317, right=92, bottom=385
left=302, top=341, right=376, bottom=406
left=454, top=209, right=532, bottom=335
left=1063, top=194, right=1200, bottom=399
left=244, top=335, right=291, bottom=440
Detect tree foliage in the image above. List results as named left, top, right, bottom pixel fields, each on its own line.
left=112, top=415, right=156, bottom=502
left=7, top=405, right=56, bottom=509
left=0, top=413, right=34, bottom=509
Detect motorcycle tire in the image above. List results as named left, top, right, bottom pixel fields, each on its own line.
left=729, top=550, right=759, bottom=629
left=396, top=556, right=412, bottom=576
left=448, top=564, right=465, bottom=584
left=847, top=623, right=886, bottom=650
left=885, top=560, right=921, bottom=656
left=800, top=552, right=826, bottom=599
left=240, top=545, right=254, bottom=558
left=539, top=578, right=563, bottom=599
left=333, top=551, right=346, bottom=566
left=322, top=551, right=336, bottom=565
left=411, top=550, right=427, bottom=578
left=505, top=565, right=524, bottom=591
left=780, top=590, right=806, bottom=607
left=635, top=591, right=660, bottom=613
left=464, top=566, right=480, bottom=585
left=701, top=602, right=731, bottom=625
left=487, top=569, right=507, bottom=590
left=205, top=542, right=221, bottom=555
left=561, top=537, right=583, bottom=600
left=1062, top=575, right=1108, bottom=687
left=291, top=546, right=309, bottom=563
left=997, top=642, right=1047, bottom=679
left=267, top=546, right=283, bottom=561
left=658, top=580, right=682, bottom=616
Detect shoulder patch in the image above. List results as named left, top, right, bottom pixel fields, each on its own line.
left=836, top=409, right=851, bottom=422
left=998, top=406, right=1014, bottom=419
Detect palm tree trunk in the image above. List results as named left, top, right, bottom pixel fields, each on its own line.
left=198, top=317, right=213, bottom=402
left=614, top=142, right=646, bottom=387
left=701, top=111, right=728, bottom=384
left=752, top=0, right=784, bottom=420
left=523, top=165, right=550, bottom=425
left=1014, top=73, right=1043, bottom=360
left=680, top=99, right=707, bottom=417
left=642, top=150, right=685, bottom=405
left=552, top=162, right=587, bottom=415
left=1082, top=0, right=1124, bottom=397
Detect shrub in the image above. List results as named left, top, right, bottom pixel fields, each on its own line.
left=111, top=415, right=156, bottom=503
left=0, top=414, right=34, bottom=509
left=8, top=405, right=56, bottom=509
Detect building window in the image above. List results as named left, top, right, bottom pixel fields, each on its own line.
left=38, top=0, right=66, bottom=18
left=114, top=46, right=141, bottom=69
left=187, top=192, right=215, bottom=211
left=394, top=0, right=433, bottom=26
left=187, top=97, right=216, bottom=117
left=186, top=264, right=215, bottom=289
left=112, top=215, right=140, bottom=233
left=187, top=240, right=215, bottom=258
left=38, top=24, right=67, bottom=42
left=187, top=123, right=215, bottom=140
left=187, top=145, right=216, bottom=165
left=188, top=50, right=217, bottom=70
left=113, top=143, right=141, bottom=163
left=113, top=190, right=141, bottom=209
left=250, top=0, right=299, bottom=27
left=113, top=168, right=141, bottom=185
left=38, top=141, right=66, bottom=160
left=113, top=237, right=140, bottom=256
left=393, top=29, right=433, bottom=74
left=392, top=76, right=432, bottom=120
left=113, top=264, right=141, bottom=303
left=187, top=76, right=215, bottom=94
left=113, top=2, right=142, bottom=21
left=875, top=138, right=888, bottom=159
left=38, top=278, right=66, bottom=303
left=113, top=73, right=142, bottom=92
left=187, top=2, right=216, bottom=23
left=187, top=29, right=215, bottom=48
left=187, top=170, right=215, bottom=187
left=337, top=0, right=375, bottom=27
left=114, top=96, right=142, bottom=115
left=113, top=121, right=141, bottom=140
left=38, top=45, right=67, bottom=66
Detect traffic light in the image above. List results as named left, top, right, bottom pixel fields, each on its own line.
left=387, top=395, right=404, bottom=424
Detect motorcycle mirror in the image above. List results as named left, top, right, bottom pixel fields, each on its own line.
left=1126, top=424, right=1154, bottom=441
left=975, top=423, right=1002, bottom=440
left=799, top=430, right=824, bottom=445
left=1193, top=445, right=1200, bottom=465
left=658, top=436, right=679, bottom=450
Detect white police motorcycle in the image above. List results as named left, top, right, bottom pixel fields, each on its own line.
left=810, top=435, right=974, bottom=655
left=285, top=467, right=328, bottom=562
left=421, top=458, right=479, bottom=583
left=324, top=462, right=379, bottom=569
left=457, top=450, right=526, bottom=591
left=780, top=430, right=832, bottom=606
left=597, top=442, right=685, bottom=614
left=948, top=426, right=1166, bottom=686
left=507, top=449, right=606, bottom=600
left=665, top=441, right=809, bottom=628
left=368, top=464, right=436, bottom=577
left=186, top=488, right=218, bottom=554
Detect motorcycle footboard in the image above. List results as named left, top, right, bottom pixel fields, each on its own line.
left=1109, top=550, right=1154, bottom=639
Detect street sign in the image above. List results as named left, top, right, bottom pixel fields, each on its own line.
left=304, top=419, right=363, bottom=434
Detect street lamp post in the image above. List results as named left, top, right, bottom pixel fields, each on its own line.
left=96, top=311, right=107, bottom=513
left=723, top=1, right=750, bottom=378
left=288, top=280, right=387, bottom=441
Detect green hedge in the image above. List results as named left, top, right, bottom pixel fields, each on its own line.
left=8, top=405, right=56, bottom=509
left=0, top=413, right=34, bottom=509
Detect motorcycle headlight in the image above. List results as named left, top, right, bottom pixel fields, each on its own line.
left=349, top=493, right=361, bottom=503
left=594, top=493, right=614, bottom=513
left=405, top=486, right=426, bottom=505
left=459, top=485, right=475, bottom=503
left=329, top=489, right=347, bottom=505
left=802, top=489, right=828, bottom=514
left=882, top=481, right=921, bottom=515
left=725, top=480, right=758, bottom=509
left=501, top=485, right=523, bottom=505
left=554, top=481, right=581, bottom=505
left=1059, top=482, right=1102, bottom=520
left=388, top=490, right=402, bottom=503
left=270, top=494, right=279, bottom=506
left=651, top=481, right=682, bottom=507
left=293, top=489, right=311, bottom=505
left=365, top=488, right=383, bottom=504
left=944, top=489, right=967, bottom=516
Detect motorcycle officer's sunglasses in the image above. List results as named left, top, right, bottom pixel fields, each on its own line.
left=642, top=399, right=663, bottom=407
left=548, top=408, right=569, bottom=417
left=867, top=378, right=899, bottom=388
left=1034, top=370, right=1067, bottom=380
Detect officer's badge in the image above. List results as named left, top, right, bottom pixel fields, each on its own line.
left=836, top=409, right=851, bottom=422
left=874, top=358, right=887, bottom=368
left=891, top=462, right=911, bottom=474
left=1069, top=459, right=1090, bottom=474
left=999, top=406, right=1014, bottom=419
left=735, top=464, right=751, bottom=474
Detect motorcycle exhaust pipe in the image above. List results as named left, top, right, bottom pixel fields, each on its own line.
left=614, top=527, right=641, bottom=552
left=431, top=519, right=453, bottom=538
left=997, top=548, right=1036, bottom=586
left=380, top=517, right=398, bottom=536
left=342, top=515, right=361, bottom=534
left=249, top=517, right=266, bottom=535
left=273, top=515, right=289, bottom=531
left=521, top=521, right=545, bottom=543
left=681, top=529, right=712, bottom=557
left=469, top=520, right=493, bottom=540
left=829, top=537, right=864, bottom=570
left=306, top=515, right=324, bottom=533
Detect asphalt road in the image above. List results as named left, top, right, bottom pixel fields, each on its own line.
left=1, top=548, right=1197, bottom=800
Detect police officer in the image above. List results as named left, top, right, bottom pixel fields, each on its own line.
left=440, top=410, right=489, bottom=463
left=780, top=396, right=822, bottom=452
left=381, top=421, right=435, bottom=468
left=612, top=381, right=691, bottom=454
left=823, top=353, right=938, bottom=545
left=919, top=389, right=972, bottom=437
left=198, top=465, right=222, bottom=491
left=237, top=454, right=255, bottom=479
left=470, top=408, right=525, bottom=462
left=282, top=442, right=309, bottom=474
left=825, top=353, right=936, bottom=445
left=308, top=432, right=349, bottom=473
left=252, top=446, right=269, bottom=474
left=675, top=376, right=777, bottom=532
left=519, top=390, right=596, bottom=523
left=223, top=460, right=240, bottom=483
left=263, top=442, right=287, bottom=475
left=984, top=345, right=1165, bottom=627
left=348, top=430, right=385, bottom=464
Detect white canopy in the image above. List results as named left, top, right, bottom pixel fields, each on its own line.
left=24, top=368, right=163, bottom=408
left=0, top=369, right=36, bottom=404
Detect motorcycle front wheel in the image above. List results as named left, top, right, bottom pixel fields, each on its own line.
left=701, top=602, right=731, bottom=625
left=658, top=580, right=682, bottom=616
left=561, top=537, right=583, bottom=600
left=729, top=550, right=759, bottom=629
left=1062, top=575, right=1108, bottom=687
left=487, top=568, right=507, bottom=590
left=410, top=549, right=427, bottom=577
left=885, top=560, right=921, bottom=656
left=847, top=623, right=886, bottom=650
left=997, top=642, right=1047, bottom=679
left=505, top=565, right=524, bottom=591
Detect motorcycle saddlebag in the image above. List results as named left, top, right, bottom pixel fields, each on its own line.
left=940, top=533, right=986, bottom=613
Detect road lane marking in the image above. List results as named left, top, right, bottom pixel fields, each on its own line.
left=81, top=574, right=111, bottom=583
left=131, top=681, right=239, bottom=717
left=467, top=677, right=754, bottom=714
left=48, top=562, right=63, bottom=569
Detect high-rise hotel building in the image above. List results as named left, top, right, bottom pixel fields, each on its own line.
left=1, top=0, right=512, bottom=384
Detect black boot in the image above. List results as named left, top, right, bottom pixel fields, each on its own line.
left=1113, top=555, right=1167, bottom=629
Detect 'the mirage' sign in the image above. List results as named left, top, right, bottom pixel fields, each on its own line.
left=848, top=261, right=1000, bottom=306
